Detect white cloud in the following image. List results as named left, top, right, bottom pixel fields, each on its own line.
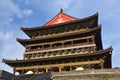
left=0, top=31, right=24, bottom=72
left=0, top=0, right=22, bottom=18
left=22, top=0, right=34, bottom=5
left=0, top=0, right=28, bottom=72
left=0, top=32, right=13, bottom=40
left=23, top=9, right=33, bottom=16
left=55, top=0, right=74, bottom=9
left=0, top=0, right=33, bottom=30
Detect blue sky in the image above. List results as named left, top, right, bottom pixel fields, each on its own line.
left=0, top=0, right=120, bottom=73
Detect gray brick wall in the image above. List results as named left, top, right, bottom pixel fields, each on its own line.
left=52, top=69, right=120, bottom=80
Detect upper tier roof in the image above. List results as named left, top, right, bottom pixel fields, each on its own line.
left=44, top=9, right=77, bottom=26
left=21, top=12, right=98, bottom=31
left=21, top=12, right=98, bottom=38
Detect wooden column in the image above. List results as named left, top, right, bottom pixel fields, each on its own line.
left=92, top=35, right=95, bottom=43
left=62, top=42, right=64, bottom=47
left=100, top=59, right=104, bottom=69
left=70, top=66, right=72, bottom=71
left=45, top=68, right=48, bottom=73
left=93, top=46, right=96, bottom=52
left=59, top=67, right=62, bottom=72
left=42, top=45, right=44, bottom=49
left=87, top=38, right=89, bottom=44
left=100, top=63, right=104, bottom=69
left=22, top=69, right=24, bottom=75
left=13, top=67, right=16, bottom=75
left=88, top=64, right=91, bottom=69
left=71, top=41, right=73, bottom=46
left=36, top=68, right=39, bottom=74
left=33, top=70, right=35, bottom=74
left=50, top=44, right=52, bottom=49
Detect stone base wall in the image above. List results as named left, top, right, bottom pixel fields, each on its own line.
left=0, top=70, right=15, bottom=80
left=1, top=69, right=120, bottom=80
left=52, top=68, right=120, bottom=80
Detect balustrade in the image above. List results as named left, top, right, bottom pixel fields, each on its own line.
left=24, top=46, right=95, bottom=59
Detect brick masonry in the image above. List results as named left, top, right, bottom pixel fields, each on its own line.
left=52, top=68, right=120, bottom=80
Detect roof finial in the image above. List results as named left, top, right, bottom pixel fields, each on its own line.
left=60, top=8, right=63, bottom=12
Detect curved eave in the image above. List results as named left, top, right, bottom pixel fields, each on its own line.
left=21, top=12, right=98, bottom=31
left=17, top=25, right=101, bottom=47
left=16, top=38, right=27, bottom=46
left=3, top=46, right=113, bottom=66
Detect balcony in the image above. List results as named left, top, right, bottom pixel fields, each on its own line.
left=24, top=46, right=95, bottom=60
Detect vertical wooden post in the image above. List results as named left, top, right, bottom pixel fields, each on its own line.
left=87, top=38, right=89, bottom=44
left=62, top=42, right=64, bottom=47
left=93, top=46, right=96, bottom=52
left=100, top=59, right=104, bottom=69
left=92, top=35, right=95, bottom=43
left=36, top=68, right=39, bottom=74
left=42, top=45, right=44, bottom=49
left=13, top=67, right=16, bottom=75
left=59, top=67, right=62, bottom=72
left=45, top=68, right=48, bottom=73
left=101, top=63, right=104, bottom=69
left=88, top=64, right=91, bottom=69
left=71, top=41, right=73, bottom=46
left=22, top=69, right=24, bottom=75
left=50, top=44, right=52, bottom=49
left=70, top=66, right=72, bottom=71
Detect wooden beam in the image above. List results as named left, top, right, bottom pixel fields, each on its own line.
left=15, top=60, right=101, bottom=70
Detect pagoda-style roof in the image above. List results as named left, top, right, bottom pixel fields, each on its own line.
left=17, top=25, right=101, bottom=46
left=21, top=12, right=98, bottom=38
left=3, top=46, right=112, bottom=67
left=44, top=9, right=77, bottom=26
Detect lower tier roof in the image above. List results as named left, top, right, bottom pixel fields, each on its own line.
left=3, top=46, right=113, bottom=66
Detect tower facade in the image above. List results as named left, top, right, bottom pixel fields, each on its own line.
left=3, top=10, right=112, bottom=75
